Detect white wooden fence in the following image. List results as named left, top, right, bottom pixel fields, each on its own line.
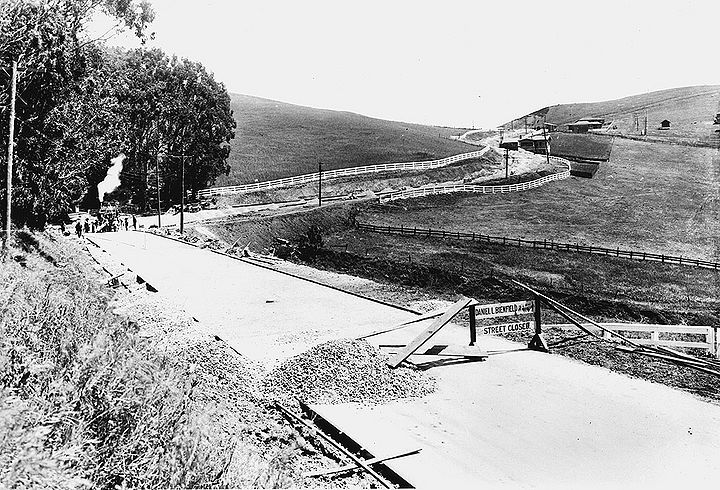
left=549, top=323, right=718, bottom=356
left=377, top=156, right=572, bottom=202
left=197, top=148, right=492, bottom=198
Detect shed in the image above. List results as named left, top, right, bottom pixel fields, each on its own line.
left=567, top=121, right=591, bottom=133
left=660, top=119, right=671, bottom=130
left=499, top=138, right=519, bottom=151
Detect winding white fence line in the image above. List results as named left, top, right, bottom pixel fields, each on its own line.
left=377, top=156, right=572, bottom=202
left=198, top=147, right=492, bottom=198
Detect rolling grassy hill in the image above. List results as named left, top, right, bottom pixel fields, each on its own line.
left=217, top=94, right=472, bottom=186
left=507, top=85, right=720, bottom=146
left=359, top=137, right=720, bottom=262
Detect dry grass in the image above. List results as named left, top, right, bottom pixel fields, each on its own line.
left=359, top=137, right=720, bottom=261
left=221, top=94, right=471, bottom=186
left=0, top=232, right=234, bottom=488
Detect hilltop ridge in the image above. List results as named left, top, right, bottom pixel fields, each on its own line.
left=220, top=94, right=471, bottom=186
left=503, top=85, right=720, bottom=146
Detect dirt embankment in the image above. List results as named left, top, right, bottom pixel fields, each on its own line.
left=205, top=205, right=359, bottom=254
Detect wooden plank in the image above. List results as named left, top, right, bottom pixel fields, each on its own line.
left=388, top=297, right=472, bottom=368
left=417, top=344, right=488, bottom=358
left=633, top=339, right=710, bottom=350
left=547, top=323, right=711, bottom=335
left=303, top=449, right=422, bottom=478
left=481, top=320, right=535, bottom=336
left=357, top=300, right=479, bottom=340
left=474, top=300, right=534, bottom=320
left=275, top=403, right=391, bottom=488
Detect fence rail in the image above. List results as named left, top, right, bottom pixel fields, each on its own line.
left=355, top=222, right=720, bottom=270
left=376, top=156, right=571, bottom=202
left=198, top=148, right=492, bottom=198
left=548, top=323, right=718, bottom=356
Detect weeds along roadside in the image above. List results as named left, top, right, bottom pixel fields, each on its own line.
left=0, top=231, right=292, bottom=488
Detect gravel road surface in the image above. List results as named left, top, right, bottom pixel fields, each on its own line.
left=89, top=231, right=720, bottom=488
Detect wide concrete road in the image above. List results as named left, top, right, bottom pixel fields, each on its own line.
left=89, top=231, right=411, bottom=366
left=90, top=231, right=720, bottom=488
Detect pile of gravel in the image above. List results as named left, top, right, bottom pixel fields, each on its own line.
left=262, top=339, right=436, bottom=405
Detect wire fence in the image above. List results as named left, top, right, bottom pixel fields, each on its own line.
left=376, top=156, right=571, bottom=202
left=198, top=147, right=492, bottom=198
left=355, top=222, right=720, bottom=270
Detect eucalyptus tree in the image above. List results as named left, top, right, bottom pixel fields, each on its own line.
left=0, top=0, right=154, bottom=227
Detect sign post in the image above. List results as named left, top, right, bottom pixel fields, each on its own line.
left=527, top=294, right=548, bottom=352
left=469, top=305, right=477, bottom=346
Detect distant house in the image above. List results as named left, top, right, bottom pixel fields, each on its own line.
left=567, top=121, right=592, bottom=133
left=660, top=119, right=671, bottom=130
left=499, top=138, right=519, bottom=151
left=583, top=117, right=605, bottom=126
left=519, top=133, right=549, bottom=154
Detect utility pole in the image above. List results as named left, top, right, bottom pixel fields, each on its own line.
left=3, top=60, right=17, bottom=252
left=318, top=160, right=322, bottom=207
left=542, top=120, right=551, bottom=166
left=644, top=111, right=648, bottom=136
left=180, top=154, right=185, bottom=233
left=156, top=154, right=161, bottom=228
left=505, top=148, right=509, bottom=180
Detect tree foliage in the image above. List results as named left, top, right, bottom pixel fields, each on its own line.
left=0, top=0, right=154, bottom=227
left=1, top=0, right=235, bottom=228
left=110, top=49, right=236, bottom=210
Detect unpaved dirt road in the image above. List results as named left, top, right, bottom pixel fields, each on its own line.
left=89, top=231, right=720, bottom=488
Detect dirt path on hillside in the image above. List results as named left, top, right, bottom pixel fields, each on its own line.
left=89, top=230, right=720, bottom=488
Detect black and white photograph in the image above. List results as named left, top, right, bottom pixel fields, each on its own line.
left=1, top=0, right=720, bottom=488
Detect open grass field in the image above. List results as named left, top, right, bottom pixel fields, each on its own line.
left=508, top=86, right=720, bottom=147
left=549, top=132, right=613, bottom=161
left=357, top=137, right=720, bottom=261
left=219, top=94, right=471, bottom=186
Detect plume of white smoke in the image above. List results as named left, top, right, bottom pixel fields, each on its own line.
left=97, top=154, right=125, bottom=203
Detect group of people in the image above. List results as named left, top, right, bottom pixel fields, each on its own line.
left=66, top=214, right=138, bottom=238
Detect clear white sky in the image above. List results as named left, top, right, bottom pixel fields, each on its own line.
left=96, top=0, right=720, bottom=129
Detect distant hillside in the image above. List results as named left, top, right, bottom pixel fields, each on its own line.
left=218, top=94, right=472, bottom=186
left=504, top=86, right=720, bottom=146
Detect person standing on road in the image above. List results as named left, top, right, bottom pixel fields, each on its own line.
left=132, top=214, right=137, bottom=230
left=75, top=221, right=82, bottom=238
left=83, top=219, right=89, bottom=234
left=124, top=217, right=129, bottom=230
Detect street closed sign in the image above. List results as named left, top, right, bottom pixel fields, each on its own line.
left=475, top=300, right=534, bottom=319
left=482, top=320, right=535, bottom=335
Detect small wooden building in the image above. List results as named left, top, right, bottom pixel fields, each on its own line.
left=568, top=121, right=591, bottom=133
left=660, top=119, right=671, bottom=129
left=499, top=138, right=519, bottom=151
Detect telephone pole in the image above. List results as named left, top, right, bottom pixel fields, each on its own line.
left=180, top=154, right=185, bottom=233
left=3, top=60, right=17, bottom=251
left=156, top=154, right=161, bottom=228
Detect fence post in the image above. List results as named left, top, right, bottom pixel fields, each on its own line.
left=400, top=224, right=404, bottom=235
left=661, top=254, right=665, bottom=263
left=707, top=326, right=718, bottom=358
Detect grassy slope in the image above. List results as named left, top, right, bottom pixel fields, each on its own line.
left=510, top=86, right=720, bottom=146
left=359, top=137, right=720, bottom=261
left=219, top=94, right=471, bottom=186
